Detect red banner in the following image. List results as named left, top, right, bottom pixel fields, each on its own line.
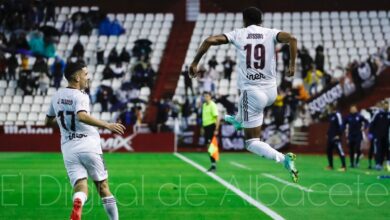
left=0, top=126, right=174, bottom=152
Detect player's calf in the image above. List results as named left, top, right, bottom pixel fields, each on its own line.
left=95, top=180, right=119, bottom=220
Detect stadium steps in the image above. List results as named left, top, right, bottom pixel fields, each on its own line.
left=145, top=20, right=195, bottom=123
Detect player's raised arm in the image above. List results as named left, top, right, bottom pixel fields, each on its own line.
left=276, top=32, right=297, bottom=77
left=77, top=111, right=125, bottom=135
left=189, top=34, right=229, bottom=78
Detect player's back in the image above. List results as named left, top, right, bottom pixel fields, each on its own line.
left=48, top=88, right=102, bottom=155
left=225, top=25, right=280, bottom=90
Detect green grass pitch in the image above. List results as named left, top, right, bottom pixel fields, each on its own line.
left=0, top=152, right=389, bottom=219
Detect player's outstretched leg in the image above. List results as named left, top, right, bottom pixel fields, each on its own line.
left=70, top=178, right=88, bottom=220
left=95, top=180, right=119, bottom=220
left=224, top=114, right=243, bottom=130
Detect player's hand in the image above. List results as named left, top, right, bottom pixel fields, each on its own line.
left=106, top=123, right=126, bottom=135
left=214, top=130, right=219, bottom=136
left=287, top=63, right=295, bottom=77
left=189, top=63, right=198, bottom=78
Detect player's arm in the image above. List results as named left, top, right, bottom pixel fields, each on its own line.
left=77, top=111, right=125, bottom=135
left=276, top=32, right=297, bottom=77
left=189, top=34, right=229, bottom=78
left=44, top=116, right=58, bottom=127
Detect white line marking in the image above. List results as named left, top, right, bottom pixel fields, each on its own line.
left=262, top=173, right=313, bottom=193
left=230, top=161, right=253, bottom=170
left=174, top=153, right=285, bottom=220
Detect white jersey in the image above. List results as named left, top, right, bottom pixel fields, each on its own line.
left=47, top=88, right=102, bottom=155
left=224, top=25, right=280, bottom=90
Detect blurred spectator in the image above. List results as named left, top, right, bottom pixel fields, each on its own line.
left=96, top=46, right=105, bottom=64
left=117, top=107, right=136, bottom=127
left=304, top=64, right=323, bottom=96
left=222, top=56, right=236, bottom=81
left=272, top=91, right=285, bottom=128
left=216, top=95, right=235, bottom=115
left=28, top=30, right=45, bottom=56
left=61, top=16, right=74, bottom=35
left=280, top=44, right=290, bottom=79
left=132, top=39, right=152, bottom=60
left=112, top=62, right=125, bottom=78
left=51, top=56, right=65, bottom=89
left=0, top=33, right=7, bottom=50
left=21, top=54, right=29, bottom=71
left=199, top=72, right=214, bottom=94
left=102, top=64, right=114, bottom=80
left=38, top=72, right=50, bottom=95
left=295, top=84, right=310, bottom=101
left=71, top=40, right=84, bottom=58
left=315, top=45, right=325, bottom=72
left=208, top=55, right=218, bottom=70
left=298, top=47, right=313, bottom=78
left=18, top=70, right=29, bottom=94
left=181, top=98, right=192, bottom=129
left=45, top=1, right=56, bottom=23
left=0, top=52, right=6, bottom=80
left=182, top=65, right=194, bottom=97
left=144, top=63, right=155, bottom=88
left=155, top=99, right=171, bottom=132
left=284, top=87, right=299, bottom=122
left=96, top=85, right=114, bottom=111
left=7, top=53, right=18, bottom=80
left=108, top=48, right=119, bottom=64
left=120, top=47, right=130, bottom=63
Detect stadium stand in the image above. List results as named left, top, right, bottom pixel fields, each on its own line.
left=0, top=5, right=174, bottom=126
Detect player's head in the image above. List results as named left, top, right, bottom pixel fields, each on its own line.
left=382, top=101, right=389, bottom=111
left=243, top=7, right=263, bottom=27
left=350, top=105, right=358, bottom=114
left=203, top=91, right=212, bottom=103
left=64, top=61, right=89, bottom=89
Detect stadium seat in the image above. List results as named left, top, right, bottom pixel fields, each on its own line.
left=28, top=113, right=38, bottom=121
left=7, top=112, right=17, bottom=121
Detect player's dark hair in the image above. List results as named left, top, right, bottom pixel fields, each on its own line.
left=243, top=7, right=263, bottom=26
left=64, top=61, right=86, bottom=81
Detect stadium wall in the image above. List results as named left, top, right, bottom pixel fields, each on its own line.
left=0, top=126, right=174, bottom=152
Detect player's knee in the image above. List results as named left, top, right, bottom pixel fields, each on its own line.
left=96, top=180, right=111, bottom=197
left=245, top=138, right=260, bottom=150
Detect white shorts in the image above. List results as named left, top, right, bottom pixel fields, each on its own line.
left=63, top=152, right=108, bottom=187
left=237, top=87, right=277, bottom=128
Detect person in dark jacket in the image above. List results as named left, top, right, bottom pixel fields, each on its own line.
left=369, top=101, right=390, bottom=170
left=344, top=105, right=368, bottom=168
left=326, top=104, right=346, bottom=171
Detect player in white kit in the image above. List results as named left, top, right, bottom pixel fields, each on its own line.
left=189, top=7, right=299, bottom=182
left=45, top=62, right=125, bottom=220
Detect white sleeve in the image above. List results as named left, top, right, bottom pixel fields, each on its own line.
left=46, top=100, right=55, bottom=117
left=75, top=94, right=90, bottom=113
left=224, top=29, right=238, bottom=44
left=271, top=28, right=282, bottom=43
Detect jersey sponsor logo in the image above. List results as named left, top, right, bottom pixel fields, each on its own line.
left=247, top=33, right=263, bottom=39
left=58, top=99, right=73, bottom=105
left=101, top=134, right=135, bottom=151
left=3, top=125, right=53, bottom=134
left=246, top=72, right=266, bottom=80
left=68, top=133, right=88, bottom=140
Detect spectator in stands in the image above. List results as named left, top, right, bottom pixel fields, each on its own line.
left=182, top=65, right=194, bottom=97
left=45, top=0, right=56, bottom=23
left=108, top=48, right=119, bottom=64
left=315, top=45, right=325, bottom=72
left=112, top=61, right=125, bottom=78
left=21, top=54, right=29, bottom=71
left=28, top=30, right=45, bottom=56
left=61, top=16, right=74, bottom=35
left=120, top=47, right=130, bottom=63
left=0, top=33, right=7, bottom=50
left=280, top=44, right=290, bottom=73
left=272, top=91, right=285, bottom=128
left=71, top=40, right=85, bottom=58
left=117, top=106, right=136, bottom=127
left=222, top=56, right=236, bottom=81
left=199, top=72, right=214, bottom=94
left=51, top=56, right=65, bottom=89
left=0, top=52, right=6, bottom=80
left=38, top=72, right=50, bottom=95
left=181, top=98, right=192, bottom=129
left=96, top=46, right=105, bottom=64
left=155, top=98, right=171, bottom=132
left=96, top=85, right=113, bottom=112
left=298, top=47, right=313, bottom=78
left=284, top=87, right=299, bottom=123
left=102, top=64, right=114, bottom=80
left=304, top=64, right=323, bottom=96
left=7, top=53, right=18, bottom=80
left=216, top=95, right=235, bottom=115
left=208, top=55, right=218, bottom=70
left=132, top=39, right=152, bottom=60
left=295, top=84, right=310, bottom=101
left=144, top=63, right=156, bottom=88
left=73, top=13, right=84, bottom=34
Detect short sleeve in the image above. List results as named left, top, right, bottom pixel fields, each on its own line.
left=212, top=103, right=219, bottom=117
left=224, top=29, right=238, bottom=44
left=75, top=94, right=90, bottom=113
left=46, top=101, right=55, bottom=117
left=271, top=28, right=282, bottom=43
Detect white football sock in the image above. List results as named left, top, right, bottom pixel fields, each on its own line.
left=245, top=138, right=285, bottom=163
left=102, top=196, right=119, bottom=220
left=73, top=191, right=87, bottom=206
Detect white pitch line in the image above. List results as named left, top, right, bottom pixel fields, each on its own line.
left=230, top=161, right=253, bottom=171
left=174, top=153, right=285, bottom=220
left=262, top=173, right=313, bottom=193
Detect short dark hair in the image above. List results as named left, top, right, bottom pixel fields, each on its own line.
left=243, top=7, right=263, bottom=26
left=64, top=61, right=86, bottom=81
left=203, top=91, right=212, bottom=96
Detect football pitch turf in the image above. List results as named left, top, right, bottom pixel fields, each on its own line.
left=0, top=152, right=389, bottom=220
